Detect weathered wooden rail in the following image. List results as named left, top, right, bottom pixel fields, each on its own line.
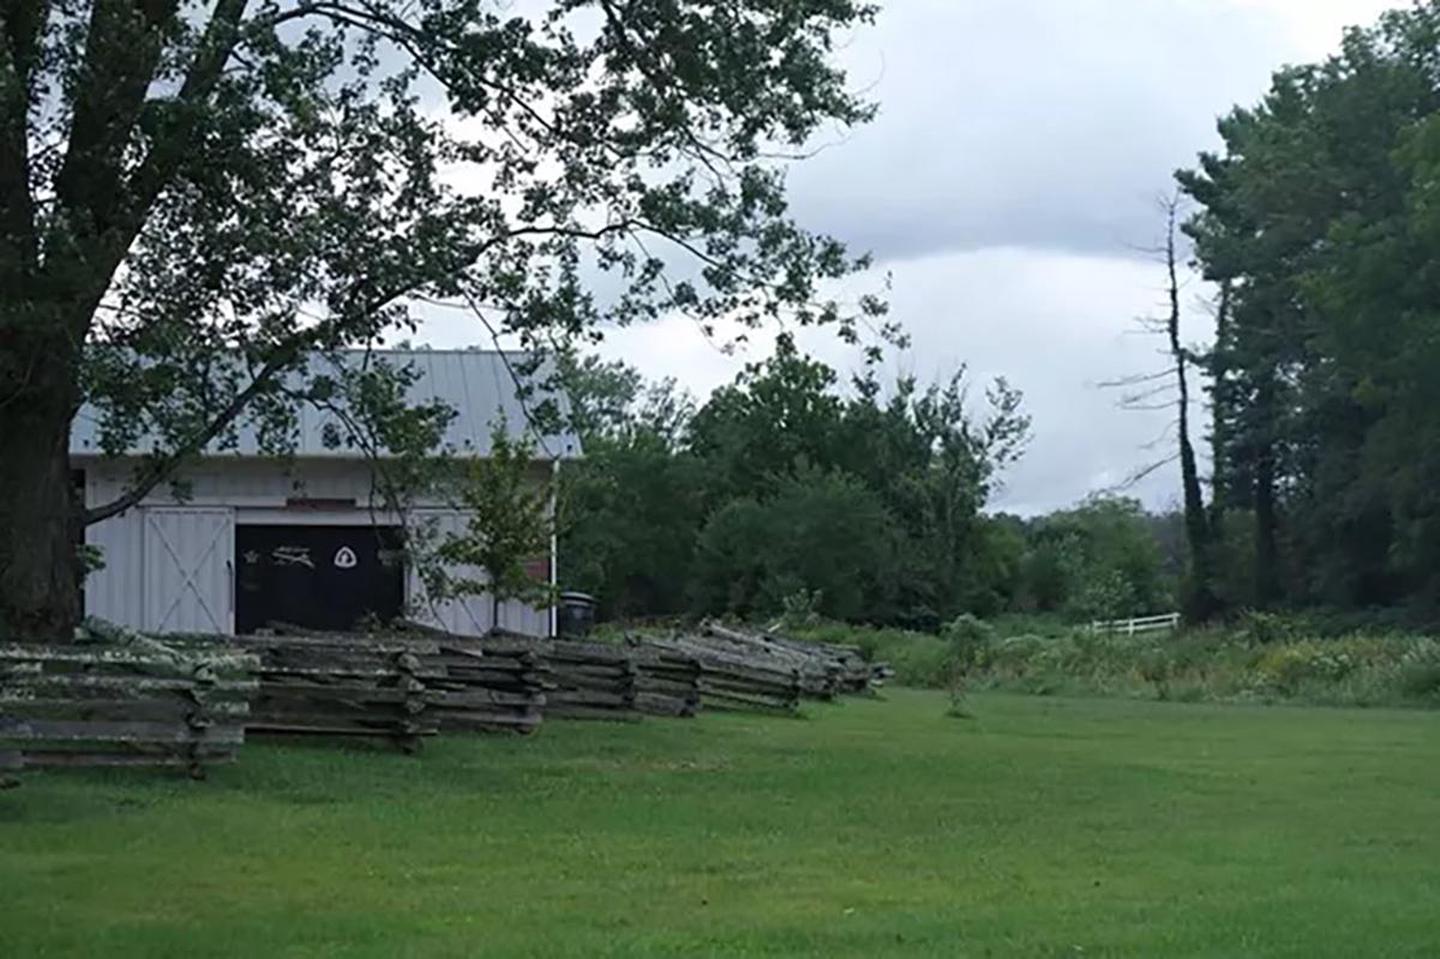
left=0, top=633, right=256, bottom=780
left=231, top=634, right=439, bottom=752
left=479, top=633, right=700, bottom=722
left=697, top=623, right=888, bottom=696
left=0, top=618, right=889, bottom=789
left=647, top=633, right=802, bottom=714
left=647, top=622, right=890, bottom=711
left=630, top=642, right=704, bottom=718
left=232, top=627, right=548, bottom=746
left=472, top=622, right=884, bottom=723
left=756, top=627, right=887, bottom=694
left=422, top=639, right=547, bottom=735
left=535, top=638, right=644, bottom=721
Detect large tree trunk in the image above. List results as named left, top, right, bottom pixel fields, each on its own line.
left=0, top=354, right=82, bottom=640
left=1252, top=373, right=1282, bottom=607
left=1178, top=408, right=1219, bottom=620
left=1254, top=444, right=1280, bottom=606
left=1208, top=281, right=1233, bottom=529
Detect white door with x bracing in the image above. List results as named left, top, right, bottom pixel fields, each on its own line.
left=142, top=507, right=235, bottom=634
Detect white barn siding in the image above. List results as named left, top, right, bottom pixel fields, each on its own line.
left=405, top=511, right=550, bottom=638
left=87, top=458, right=388, bottom=510
left=84, top=508, right=144, bottom=628
left=81, top=458, right=551, bottom=637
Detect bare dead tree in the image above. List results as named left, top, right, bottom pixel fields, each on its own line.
left=1102, top=193, right=1219, bottom=621
left=1162, top=197, right=1220, bottom=620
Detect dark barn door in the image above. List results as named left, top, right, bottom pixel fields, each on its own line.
left=235, top=526, right=404, bottom=634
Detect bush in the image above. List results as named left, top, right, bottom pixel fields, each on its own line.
left=788, top=622, right=956, bottom=687
left=935, top=614, right=997, bottom=705
left=691, top=469, right=901, bottom=622
left=1019, top=496, right=1175, bottom=619
left=942, top=614, right=995, bottom=666
left=894, top=605, right=942, bottom=635
left=1396, top=642, right=1440, bottom=701
left=985, top=634, right=1049, bottom=676
left=988, top=612, right=1072, bottom=638
left=1239, top=609, right=1300, bottom=646
left=1254, top=641, right=1359, bottom=694
left=777, top=588, right=824, bottom=630
left=881, top=634, right=957, bottom=688
left=1068, top=568, right=1137, bottom=623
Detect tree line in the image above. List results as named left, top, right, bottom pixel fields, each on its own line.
left=1171, top=1, right=1440, bottom=623
left=559, top=342, right=1179, bottom=628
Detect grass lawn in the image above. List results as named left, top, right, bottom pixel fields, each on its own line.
left=2, top=691, right=1438, bottom=958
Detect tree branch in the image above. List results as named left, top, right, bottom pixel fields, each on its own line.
left=52, top=0, right=182, bottom=249
left=0, top=0, right=47, bottom=280
left=83, top=276, right=427, bottom=525
left=115, top=0, right=250, bottom=273
left=82, top=349, right=297, bottom=525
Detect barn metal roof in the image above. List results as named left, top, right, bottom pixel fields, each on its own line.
left=70, top=349, right=581, bottom=461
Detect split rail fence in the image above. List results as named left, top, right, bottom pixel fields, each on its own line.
left=476, top=633, right=701, bottom=721
left=1, top=617, right=890, bottom=786
left=0, top=629, right=256, bottom=780
left=233, top=627, right=547, bottom=750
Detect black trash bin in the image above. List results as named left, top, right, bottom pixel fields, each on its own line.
left=556, top=591, right=597, bottom=639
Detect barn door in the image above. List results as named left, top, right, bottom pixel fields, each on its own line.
left=143, top=508, right=234, bottom=634
left=406, top=511, right=492, bottom=637
left=404, top=510, right=551, bottom=637
left=233, top=526, right=405, bottom=634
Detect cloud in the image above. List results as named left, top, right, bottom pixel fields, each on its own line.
left=781, top=0, right=1353, bottom=264
left=1233, top=0, right=1398, bottom=57
left=596, top=246, right=1216, bottom=515
left=410, top=0, right=1389, bottom=515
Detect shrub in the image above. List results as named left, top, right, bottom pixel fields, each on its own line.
left=942, top=614, right=995, bottom=667
left=788, top=622, right=957, bottom=687
left=691, top=469, right=901, bottom=622
left=1137, top=645, right=1173, bottom=700
left=1238, top=609, right=1300, bottom=646
left=1396, top=642, right=1440, bottom=701
left=894, top=605, right=942, bottom=635
left=936, top=614, right=996, bottom=707
left=988, top=612, right=1072, bottom=638
left=883, top=634, right=958, bottom=688
left=778, top=588, right=824, bottom=630
left=1254, top=642, right=1358, bottom=694
left=1068, top=568, right=1137, bottom=623
left=985, top=634, right=1049, bottom=677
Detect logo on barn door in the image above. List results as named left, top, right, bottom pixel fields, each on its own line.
left=333, top=546, right=358, bottom=569
left=272, top=545, right=314, bottom=568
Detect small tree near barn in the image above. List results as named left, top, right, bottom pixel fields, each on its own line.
left=430, top=424, right=556, bottom=633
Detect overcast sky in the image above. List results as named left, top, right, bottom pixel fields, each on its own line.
left=418, top=0, right=1398, bottom=515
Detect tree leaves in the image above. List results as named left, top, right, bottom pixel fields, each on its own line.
left=1179, top=1, right=1440, bottom=612
left=559, top=340, right=1034, bottom=624
left=3, top=0, right=883, bottom=522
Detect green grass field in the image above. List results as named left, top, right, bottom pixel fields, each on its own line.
left=3, top=691, right=1438, bottom=958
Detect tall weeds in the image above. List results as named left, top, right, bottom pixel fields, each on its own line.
left=790, top=619, right=1440, bottom=709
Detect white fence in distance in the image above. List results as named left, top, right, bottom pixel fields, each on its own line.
left=1088, top=612, right=1182, bottom=636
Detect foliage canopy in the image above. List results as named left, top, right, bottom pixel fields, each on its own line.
left=1178, top=1, right=1440, bottom=619
left=0, top=0, right=884, bottom=635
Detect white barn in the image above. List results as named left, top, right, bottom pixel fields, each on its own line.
left=72, top=350, right=580, bottom=638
